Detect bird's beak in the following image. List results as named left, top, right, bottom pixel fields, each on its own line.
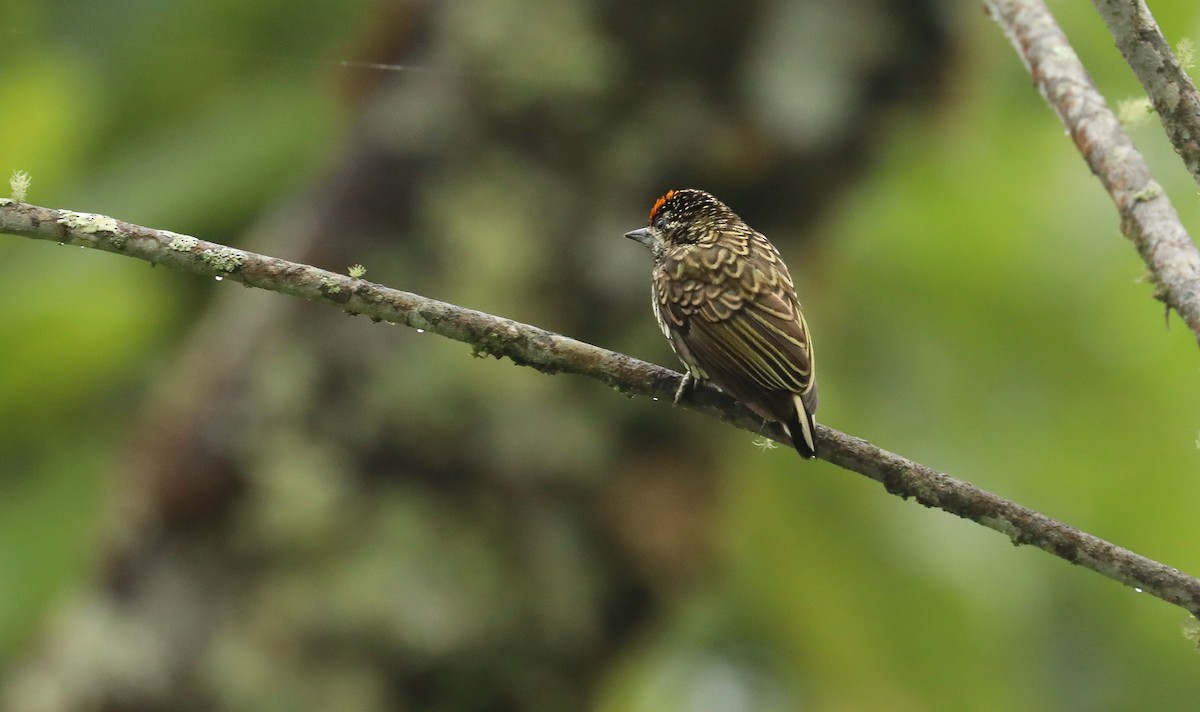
left=624, top=227, right=656, bottom=249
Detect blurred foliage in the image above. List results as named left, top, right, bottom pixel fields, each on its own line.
left=3, top=0, right=1200, bottom=710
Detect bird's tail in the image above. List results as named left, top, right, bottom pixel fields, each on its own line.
left=785, top=394, right=817, bottom=459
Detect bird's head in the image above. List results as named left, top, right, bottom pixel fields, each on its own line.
left=625, top=189, right=734, bottom=258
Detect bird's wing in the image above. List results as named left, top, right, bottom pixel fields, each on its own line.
left=656, top=237, right=814, bottom=401
left=686, top=287, right=814, bottom=396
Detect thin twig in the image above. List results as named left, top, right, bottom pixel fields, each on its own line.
left=3, top=200, right=1200, bottom=615
left=986, top=0, right=1200, bottom=346
left=1091, top=0, right=1200, bottom=185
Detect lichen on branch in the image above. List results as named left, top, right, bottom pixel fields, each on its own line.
left=3, top=199, right=1200, bottom=618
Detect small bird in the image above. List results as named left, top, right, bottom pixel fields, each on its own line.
left=625, top=189, right=819, bottom=458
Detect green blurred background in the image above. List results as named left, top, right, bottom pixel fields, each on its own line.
left=3, top=0, right=1200, bottom=710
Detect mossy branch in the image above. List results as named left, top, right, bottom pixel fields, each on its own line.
left=986, top=0, right=1200, bottom=347
left=1090, top=0, right=1200, bottom=186
left=3, top=199, right=1200, bottom=617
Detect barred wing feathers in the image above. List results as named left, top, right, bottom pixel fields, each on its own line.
left=653, top=229, right=818, bottom=457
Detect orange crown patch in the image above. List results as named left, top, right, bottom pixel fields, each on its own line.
left=649, top=189, right=677, bottom=223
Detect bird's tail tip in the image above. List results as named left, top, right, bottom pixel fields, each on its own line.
left=786, top=397, right=818, bottom=460
left=792, top=431, right=817, bottom=460
left=781, top=422, right=817, bottom=459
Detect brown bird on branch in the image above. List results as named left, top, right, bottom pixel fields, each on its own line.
left=625, top=189, right=819, bottom=458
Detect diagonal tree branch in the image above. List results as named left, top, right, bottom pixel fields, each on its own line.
left=986, top=0, right=1200, bottom=346
left=1091, top=0, right=1200, bottom=187
left=3, top=199, right=1200, bottom=617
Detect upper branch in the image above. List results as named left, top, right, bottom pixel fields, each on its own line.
left=1091, top=0, right=1200, bottom=186
left=986, top=0, right=1200, bottom=346
left=4, top=200, right=1200, bottom=617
